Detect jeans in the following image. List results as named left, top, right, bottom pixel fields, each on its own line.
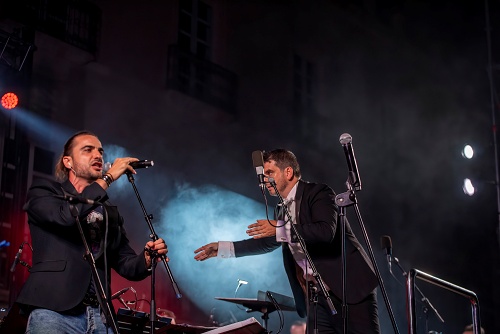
left=26, top=307, right=111, bottom=334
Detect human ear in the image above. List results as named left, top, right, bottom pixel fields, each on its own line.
left=63, top=156, right=72, bottom=169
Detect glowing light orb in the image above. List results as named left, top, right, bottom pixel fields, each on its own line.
left=1, top=92, right=19, bottom=109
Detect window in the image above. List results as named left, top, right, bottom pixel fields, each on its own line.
left=293, top=54, right=316, bottom=139
left=178, top=0, right=212, bottom=60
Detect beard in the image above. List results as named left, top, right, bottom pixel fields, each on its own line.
left=268, top=174, right=288, bottom=197
left=73, top=161, right=101, bottom=181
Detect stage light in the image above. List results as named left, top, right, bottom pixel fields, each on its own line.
left=463, top=178, right=475, bottom=196
left=461, top=144, right=474, bottom=159
left=1, top=92, right=19, bottom=109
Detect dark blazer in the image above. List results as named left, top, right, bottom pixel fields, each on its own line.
left=233, top=180, right=378, bottom=317
left=16, top=177, right=150, bottom=313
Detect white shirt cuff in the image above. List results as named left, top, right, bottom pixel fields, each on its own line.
left=217, top=241, right=235, bottom=258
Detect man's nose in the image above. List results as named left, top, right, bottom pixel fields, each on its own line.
left=93, top=149, right=103, bottom=159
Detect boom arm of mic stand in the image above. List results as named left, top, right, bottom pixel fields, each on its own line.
left=126, top=173, right=182, bottom=299
left=393, top=257, right=445, bottom=323
left=268, top=181, right=337, bottom=316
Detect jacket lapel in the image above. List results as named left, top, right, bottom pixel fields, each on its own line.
left=295, top=180, right=305, bottom=225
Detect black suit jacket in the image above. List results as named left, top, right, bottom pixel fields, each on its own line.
left=16, top=177, right=150, bottom=313
left=233, top=180, right=378, bottom=317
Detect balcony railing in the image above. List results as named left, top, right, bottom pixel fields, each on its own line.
left=5, top=0, right=101, bottom=54
left=167, top=45, right=238, bottom=114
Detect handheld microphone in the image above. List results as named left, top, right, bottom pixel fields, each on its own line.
left=54, top=194, right=98, bottom=205
left=10, top=242, right=24, bottom=272
left=103, top=160, right=154, bottom=172
left=252, top=151, right=266, bottom=189
left=111, top=287, right=130, bottom=300
left=380, top=235, right=392, bottom=274
left=339, top=133, right=361, bottom=191
left=130, top=160, right=154, bottom=169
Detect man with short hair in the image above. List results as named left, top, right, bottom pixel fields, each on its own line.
left=194, top=149, right=380, bottom=333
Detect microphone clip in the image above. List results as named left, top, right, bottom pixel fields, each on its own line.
left=334, top=190, right=356, bottom=208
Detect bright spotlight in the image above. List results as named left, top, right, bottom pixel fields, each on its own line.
left=461, top=144, right=474, bottom=159
left=1, top=92, right=19, bottom=109
left=463, top=178, right=475, bottom=196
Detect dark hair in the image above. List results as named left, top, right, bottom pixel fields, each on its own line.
left=54, top=130, right=98, bottom=181
left=263, top=149, right=301, bottom=178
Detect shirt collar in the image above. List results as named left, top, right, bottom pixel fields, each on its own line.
left=286, top=181, right=298, bottom=203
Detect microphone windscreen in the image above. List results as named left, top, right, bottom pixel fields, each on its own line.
left=380, top=235, right=392, bottom=249
left=339, top=133, right=352, bottom=145
left=252, top=151, right=264, bottom=167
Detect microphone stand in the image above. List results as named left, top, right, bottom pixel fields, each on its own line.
left=335, top=182, right=399, bottom=334
left=268, top=180, right=337, bottom=330
left=68, top=203, right=120, bottom=334
left=126, top=173, right=182, bottom=334
left=393, top=256, right=444, bottom=330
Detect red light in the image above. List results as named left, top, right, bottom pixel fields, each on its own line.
left=1, top=92, right=19, bottom=109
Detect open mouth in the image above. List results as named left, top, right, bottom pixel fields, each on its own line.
left=92, top=161, right=103, bottom=171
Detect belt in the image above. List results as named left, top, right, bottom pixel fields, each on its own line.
left=62, top=292, right=100, bottom=315
left=82, top=292, right=100, bottom=308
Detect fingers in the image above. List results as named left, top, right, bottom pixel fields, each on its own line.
left=194, top=243, right=217, bottom=261
left=246, top=219, right=277, bottom=239
left=107, top=157, right=140, bottom=179
left=145, top=239, right=168, bottom=256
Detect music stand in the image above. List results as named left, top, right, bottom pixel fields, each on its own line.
left=215, top=290, right=295, bottom=330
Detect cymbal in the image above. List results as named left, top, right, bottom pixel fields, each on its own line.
left=215, top=290, right=296, bottom=313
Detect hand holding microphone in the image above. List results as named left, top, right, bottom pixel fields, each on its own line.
left=101, top=158, right=154, bottom=187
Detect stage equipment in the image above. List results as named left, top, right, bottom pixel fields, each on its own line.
left=126, top=169, right=182, bottom=334
left=335, top=133, right=399, bottom=334
left=384, top=236, right=444, bottom=333
left=407, top=269, right=480, bottom=334
left=215, top=290, right=295, bottom=331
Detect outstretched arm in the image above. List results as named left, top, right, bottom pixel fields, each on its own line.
left=194, top=242, right=219, bottom=261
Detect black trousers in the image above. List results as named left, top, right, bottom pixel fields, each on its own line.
left=306, top=289, right=380, bottom=334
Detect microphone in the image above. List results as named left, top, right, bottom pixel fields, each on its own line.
left=111, top=287, right=130, bottom=300
left=130, top=160, right=154, bottom=169
left=380, top=235, right=392, bottom=274
left=103, top=160, right=154, bottom=172
left=252, top=151, right=266, bottom=189
left=339, top=133, right=361, bottom=191
left=54, top=194, right=98, bottom=205
left=10, top=242, right=24, bottom=272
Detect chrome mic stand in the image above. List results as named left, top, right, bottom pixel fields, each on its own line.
left=126, top=173, right=182, bottom=334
